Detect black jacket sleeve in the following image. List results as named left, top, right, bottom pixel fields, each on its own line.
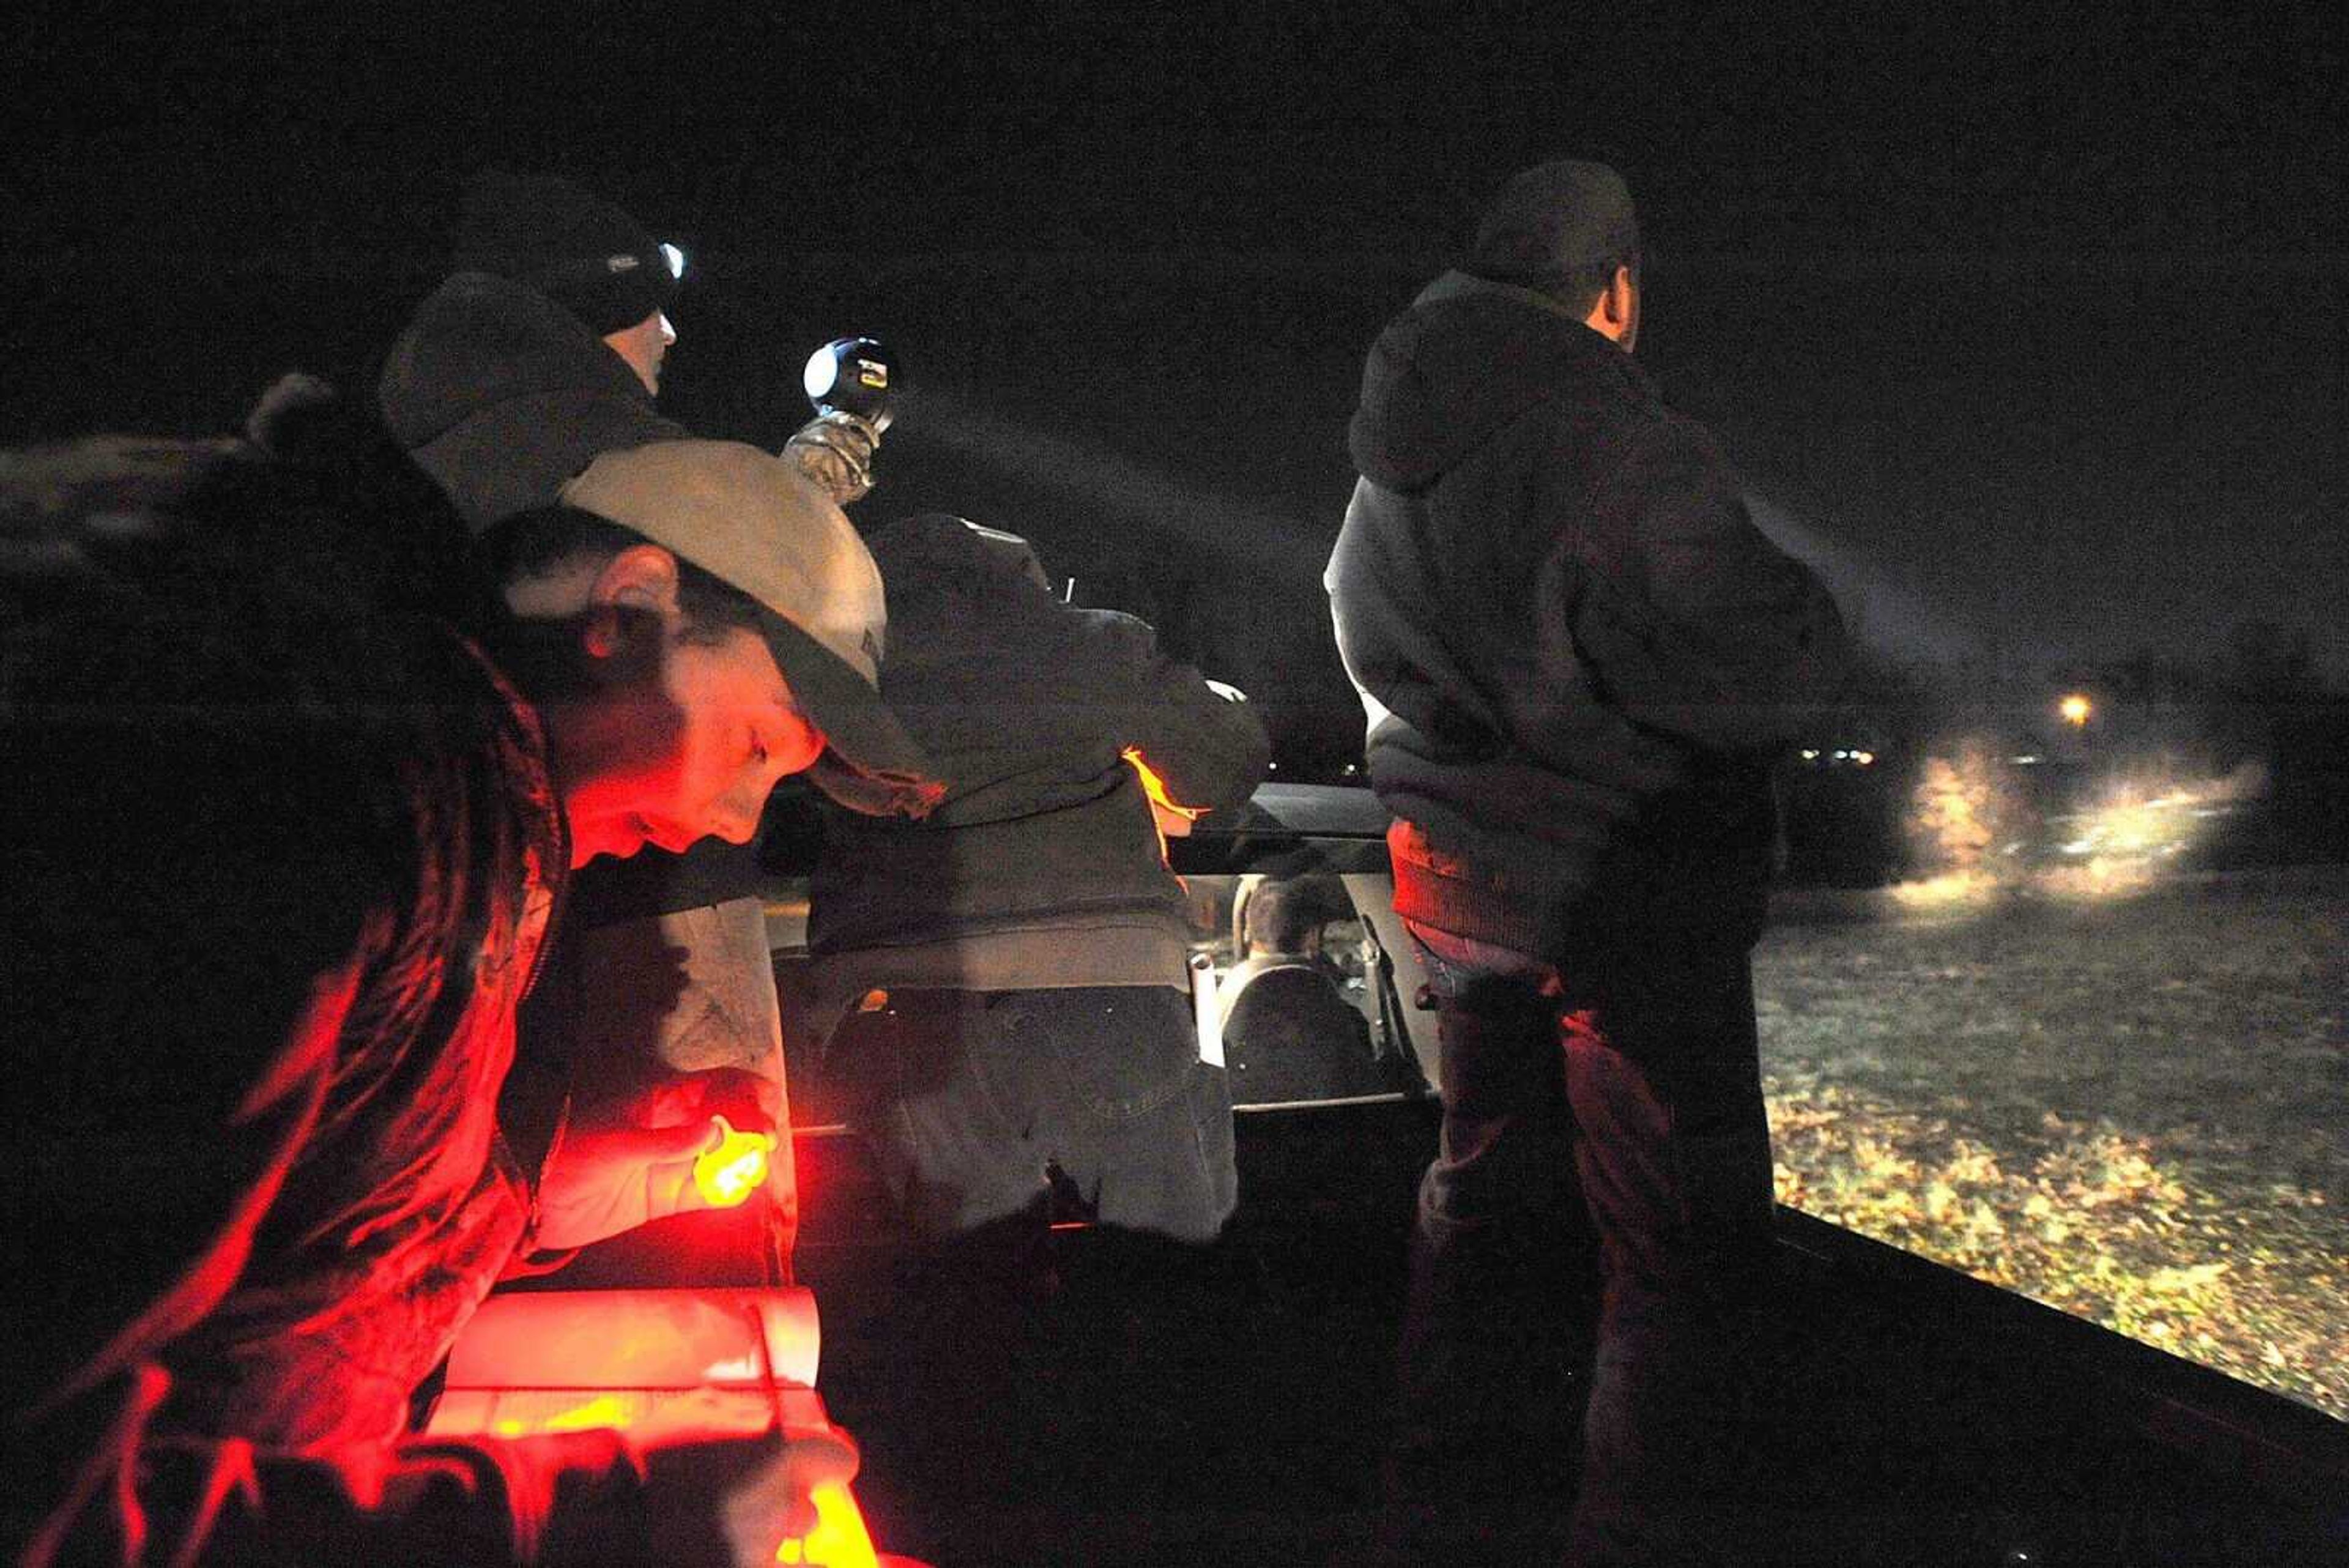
left=1569, top=415, right=1852, bottom=754
left=1074, top=608, right=1272, bottom=816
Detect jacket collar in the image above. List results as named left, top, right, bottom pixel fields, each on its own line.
left=1416, top=268, right=1594, bottom=327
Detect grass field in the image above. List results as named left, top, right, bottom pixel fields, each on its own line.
left=1754, top=864, right=2349, bottom=1420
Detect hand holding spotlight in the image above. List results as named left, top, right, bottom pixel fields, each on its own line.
left=785, top=336, right=902, bottom=505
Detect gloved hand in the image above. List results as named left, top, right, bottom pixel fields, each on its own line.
left=782, top=410, right=881, bottom=505
left=638, top=1425, right=864, bottom=1568
left=1148, top=797, right=1198, bottom=839
left=533, top=1068, right=781, bottom=1251
left=516, top=1424, right=864, bottom=1568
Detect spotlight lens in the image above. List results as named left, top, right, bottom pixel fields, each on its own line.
left=803, top=346, right=837, bottom=403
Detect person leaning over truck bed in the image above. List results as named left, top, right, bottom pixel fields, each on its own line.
left=2, top=382, right=931, bottom=1566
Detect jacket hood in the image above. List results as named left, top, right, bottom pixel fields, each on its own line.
left=376, top=272, right=683, bottom=526
left=1348, top=270, right=1646, bottom=493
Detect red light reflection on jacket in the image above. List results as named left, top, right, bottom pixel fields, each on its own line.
left=1122, top=746, right=1207, bottom=866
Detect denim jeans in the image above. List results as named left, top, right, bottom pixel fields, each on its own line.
left=831, top=984, right=1238, bottom=1246
left=1392, top=919, right=1778, bottom=1566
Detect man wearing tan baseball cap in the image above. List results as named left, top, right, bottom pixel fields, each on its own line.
left=2, top=389, right=909, bottom=1566
left=379, top=171, right=937, bottom=1286
left=559, top=439, right=934, bottom=818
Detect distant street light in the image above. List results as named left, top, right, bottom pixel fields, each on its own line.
left=2059, top=694, right=2093, bottom=727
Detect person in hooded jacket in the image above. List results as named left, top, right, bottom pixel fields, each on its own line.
left=801, top=515, right=1266, bottom=1500
left=1326, top=161, right=1852, bottom=1564
left=807, top=515, right=1267, bottom=1236
left=376, top=171, right=908, bottom=1277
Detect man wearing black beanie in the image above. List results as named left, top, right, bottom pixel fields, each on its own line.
left=451, top=166, right=681, bottom=392
left=380, top=169, right=689, bottom=522
left=379, top=170, right=852, bottom=1284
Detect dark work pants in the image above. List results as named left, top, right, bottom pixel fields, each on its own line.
left=1392, top=920, right=1778, bottom=1567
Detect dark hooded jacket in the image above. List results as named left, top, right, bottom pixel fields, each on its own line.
left=806, top=515, right=1269, bottom=992
left=1326, top=272, right=1849, bottom=954
left=377, top=270, right=685, bottom=529
left=378, top=270, right=770, bottom=918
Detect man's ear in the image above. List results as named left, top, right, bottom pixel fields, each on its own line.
left=582, top=544, right=681, bottom=658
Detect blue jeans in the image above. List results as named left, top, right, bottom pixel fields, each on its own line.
left=1393, top=920, right=1778, bottom=1566
left=831, top=984, right=1238, bottom=1245
left=826, top=984, right=1239, bottom=1555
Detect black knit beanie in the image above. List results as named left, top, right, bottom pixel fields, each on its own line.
left=450, top=168, right=676, bottom=335
left=1467, top=160, right=1641, bottom=289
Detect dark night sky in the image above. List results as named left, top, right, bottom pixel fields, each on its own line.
left=7, top=3, right=2345, bottom=718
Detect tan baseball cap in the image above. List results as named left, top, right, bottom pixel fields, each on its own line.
left=563, top=439, right=938, bottom=816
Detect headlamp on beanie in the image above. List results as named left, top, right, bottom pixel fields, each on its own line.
left=451, top=168, right=682, bottom=336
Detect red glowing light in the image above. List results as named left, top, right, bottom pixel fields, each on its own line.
left=1121, top=746, right=1205, bottom=824
left=489, top=1392, right=633, bottom=1439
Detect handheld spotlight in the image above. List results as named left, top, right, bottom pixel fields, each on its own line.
left=801, top=336, right=901, bottom=434
left=788, top=337, right=903, bottom=504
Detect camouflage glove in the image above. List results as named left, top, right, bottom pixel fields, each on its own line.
left=783, top=411, right=881, bottom=505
